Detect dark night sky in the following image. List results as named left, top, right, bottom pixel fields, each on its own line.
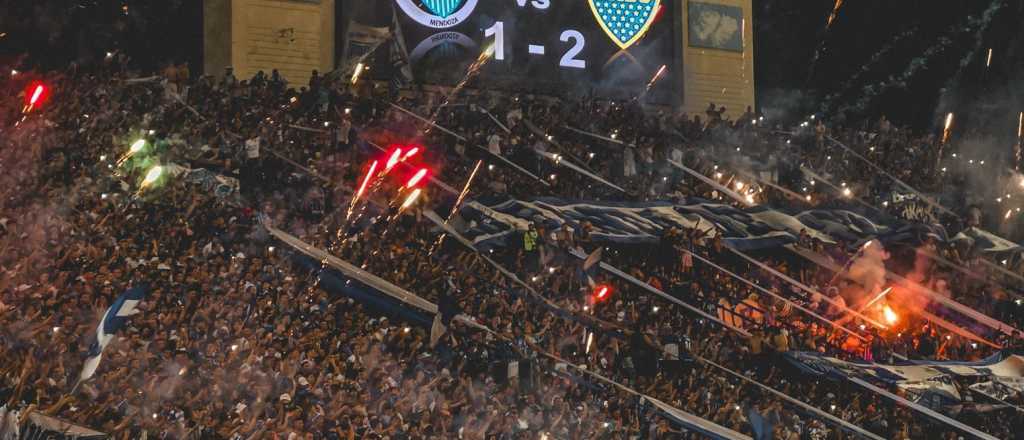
left=2, top=0, right=1022, bottom=132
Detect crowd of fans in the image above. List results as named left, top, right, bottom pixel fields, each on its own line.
left=1, top=53, right=1023, bottom=440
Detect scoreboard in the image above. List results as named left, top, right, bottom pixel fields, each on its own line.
left=392, top=0, right=678, bottom=103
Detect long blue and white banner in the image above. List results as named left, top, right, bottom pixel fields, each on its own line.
left=786, top=351, right=1024, bottom=407
left=459, top=197, right=970, bottom=252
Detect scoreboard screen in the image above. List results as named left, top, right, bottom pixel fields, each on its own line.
left=393, top=0, right=676, bottom=102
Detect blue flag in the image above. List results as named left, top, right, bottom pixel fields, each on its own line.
left=78, top=285, right=149, bottom=383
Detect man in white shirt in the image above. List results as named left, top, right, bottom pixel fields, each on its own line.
left=487, top=133, right=502, bottom=156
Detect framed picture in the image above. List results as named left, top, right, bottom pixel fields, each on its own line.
left=687, top=1, right=744, bottom=52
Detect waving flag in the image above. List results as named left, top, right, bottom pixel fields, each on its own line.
left=78, top=285, right=149, bottom=383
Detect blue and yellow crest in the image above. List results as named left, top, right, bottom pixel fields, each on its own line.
left=588, top=0, right=662, bottom=49
left=420, top=0, right=466, bottom=18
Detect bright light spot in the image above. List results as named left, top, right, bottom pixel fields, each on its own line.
left=971, top=343, right=978, bottom=349
left=859, top=324, right=866, bottom=331
left=810, top=115, right=816, bottom=120
left=652, top=306, right=659, bottom=312
left=805, top=195, right=812, bottom=202
left=178, top=367, right=187, bottom=376
left=99, top=155, right=106, bottom=161
left=842, top=188, right=852, bottom=197
left=882, top=201, right=888, bottom=207
left=998, top=198, right=1004, bottom=203
left=142, top=166, right=163, bottom=186
left=549, top=174, right=557, bottom=180
left=386, top=148, right=403, bottom=170
left=488, top=164, right=495, bottom=171
left=52, top=327, right=60, bottom=333
left=130, top=139, right=146, bottom=153
left=10, top=69, right=16, bottom=76
left=531, top=276, right=538, bottom=282
left=588, top=152, right=595, bottom=158
left=946, top=335, right=952, bottom=340
left=101, top=194, right=108, bottom=200
left=231, top=344, right=238, bottom=351
left=403, top=327, right=411, bottom=333
left=714, top=172, right=723, bottom=179
left=883, top=306, right=898, bottom=325
left=268, top=246, right=275, bottom=253
left=400, top=188, right=422, bottom=209
left=734, top=181, right=745, bottom=191
left=324, top=121, right=330, bottom=127
left=548, top=267, right=556, bottom=274
left=344, top=108, right=351, bottom=114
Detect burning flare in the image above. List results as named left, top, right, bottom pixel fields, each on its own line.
left=883, top=305, right=899, bottom=325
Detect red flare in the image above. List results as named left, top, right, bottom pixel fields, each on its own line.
left=406, top=168, right=429, bottom=188
left=403, top=146, right=421, bottom=160
left=386, top=148, right=403, bottom=171
left=23, top=82, right=48, bottom=112
left=594, top=284, right=612, bottom=301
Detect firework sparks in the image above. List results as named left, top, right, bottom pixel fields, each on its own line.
left=430, top=160, right=484, bottom=254
left=646, top=65, right=667, bottom=91
left=825, top=0, right=845, bottom=30
left=400, top=189, right=423, bottom=211
left=351, top=62, right=365, bottom=85
left=347, top=160, right=379, bottom=220
left=942, top=112, right=954, bottom=144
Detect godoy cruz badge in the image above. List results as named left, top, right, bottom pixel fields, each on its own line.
left=396, top=0, right=480, bottom=29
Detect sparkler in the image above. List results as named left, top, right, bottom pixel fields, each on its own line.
left=386, top=147, right=403, bottom=171
left=22, top=84, right=44, bottom=113
left=350, top=62, right=365, bottom=85
left=347, top=160, right=379, bottom=220
left=941, top=112, right=954, bottom=144
left=405, top=168, right=429, bottom=189
left=399, top=188, right=422, bottom=211
left=140, top=165, right=163, bottom=190
left=825, top=0, right=845, bottom=30
left=644, top=65, right=667, bottom=93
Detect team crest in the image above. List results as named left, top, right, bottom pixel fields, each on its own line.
left=396, top=0, right=479, bottom=29
left=588, top=0, right=662, bottom=49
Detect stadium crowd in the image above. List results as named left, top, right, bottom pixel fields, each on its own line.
left=1, top=54, right=1023, bottom=440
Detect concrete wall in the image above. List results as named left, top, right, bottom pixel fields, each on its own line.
left=679, top=0, right=755, bottom=119
left=204, top=0, right=233, bottom=78
left=205, top=0, right=335, bottom=85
